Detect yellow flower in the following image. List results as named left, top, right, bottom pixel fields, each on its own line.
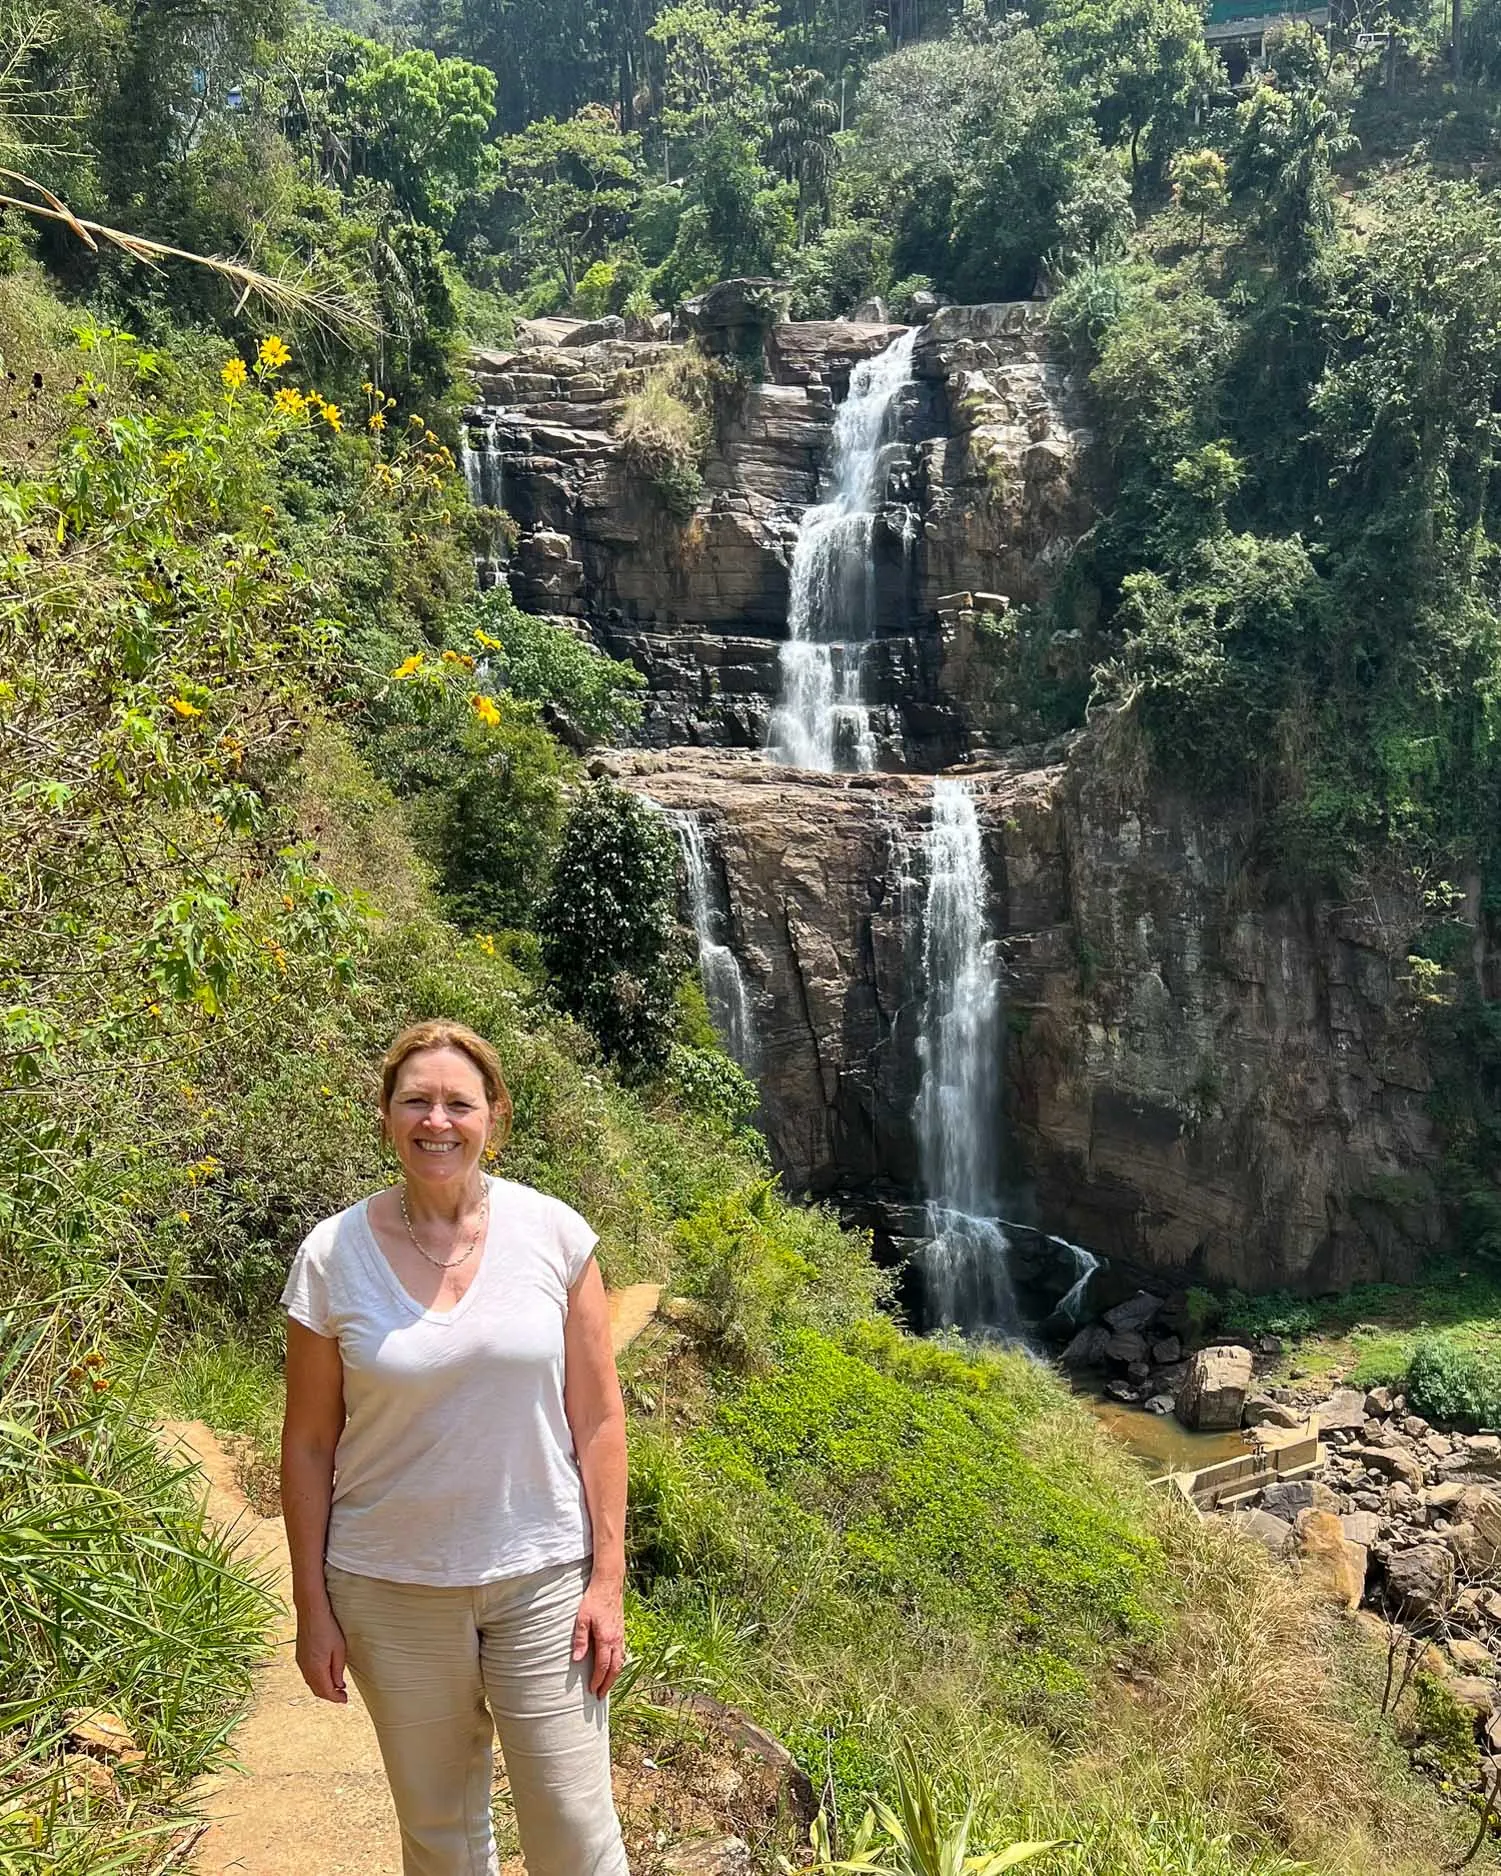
left=368, top=410, right=386, bottom=432
left=177, top=1211, right=191, bottom=1225
left=392, top=653, right=424, bottom=679
left=442, top=650, right=475, bottom=670
left=322, top=402, right=343, bottom=433
left=362, top=381, right=374, bottom=394
left=474, top=628, right=503, bottom=652
left=169, top=697, right=202, bottom=719
left=258, top=335, right=292, bottom=370
left=221, top=357, right=247, bottom=389
left=320, top=1084, right=334, bottom=1096
left=273, top=386, right=306, bottom=417
left=424, top=430, right=439, bottom=447
left=476, top=933, right=497, bottom=956
left=472, top=693, right=502, bottom=729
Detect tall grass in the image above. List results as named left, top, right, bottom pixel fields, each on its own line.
left=0, top=1291, right=274, bottom=1868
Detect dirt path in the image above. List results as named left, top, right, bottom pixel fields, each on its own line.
left=183, top=1283, right=662, bottom=1876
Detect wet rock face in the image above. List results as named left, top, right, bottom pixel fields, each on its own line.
left=610, top=744, right=1448, bottom=1291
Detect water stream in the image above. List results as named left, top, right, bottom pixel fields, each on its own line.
left=767, top=328, right=917, bottom=772
left=662, top=807, right=758, bottom=1071
left=461, top=412, right=505, bottom=587
left=913, top=778, right=1019, bottom=1334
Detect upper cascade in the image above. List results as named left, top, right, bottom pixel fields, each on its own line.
left=766, top=326, right=918, bottom=772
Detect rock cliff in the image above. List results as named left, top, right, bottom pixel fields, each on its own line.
left=608, top=745, right=1444, bottom=1293
left=470, top=301, right=1453, bottom=1297
left=465, top=302, right=1097, bottom=763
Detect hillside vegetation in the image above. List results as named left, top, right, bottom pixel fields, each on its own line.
left=5, top=0, right=1501, bottom=1867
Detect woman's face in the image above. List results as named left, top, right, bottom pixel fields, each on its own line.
left=383, top=1047, right=495, bottom=1191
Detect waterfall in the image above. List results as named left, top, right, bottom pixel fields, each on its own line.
left=663, top=807, right=758, bottom=1071
left=913, top=778, right=1018, bottom=1336
left=461, top=412, right=504, bottom=588
left=767, top=328, right=917, bottom=772
left=1052, top=1240, right=1101, bottom=1326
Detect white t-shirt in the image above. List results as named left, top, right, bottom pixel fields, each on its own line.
left=280, top=1175, right=598, bottom=1587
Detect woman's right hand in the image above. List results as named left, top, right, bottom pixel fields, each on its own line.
left=295, top=1601, right=349, bottom=1704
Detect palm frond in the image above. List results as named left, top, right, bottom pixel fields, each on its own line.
left=0, top=170, right=381, bottom=342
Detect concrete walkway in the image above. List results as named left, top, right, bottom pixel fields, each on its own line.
left=183, top=1283, right=662, bottom=1875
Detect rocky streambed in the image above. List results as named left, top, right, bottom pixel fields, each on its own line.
left=1069, top=1287, right=1501, bottom=1774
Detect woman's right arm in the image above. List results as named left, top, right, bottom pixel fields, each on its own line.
left=281, top=1318, right=349, bottom=1704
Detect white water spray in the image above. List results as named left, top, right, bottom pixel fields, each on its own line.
left=914, top=778, right=1018, bottom=1335
left=767, top=328, right=917, bottom=771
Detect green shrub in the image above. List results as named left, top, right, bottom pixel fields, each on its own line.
left=1403, top=1334, right=1501, bottom=1429
left=471, top=588, right=644, bottom=744
left=1220, top=1289, right=1320, bottom=1342
left=539, top=780, right=686, bottom=1077
left=573, top=258, right=618, bottom=318
left=1411, top=1673, right=1481, bottom=1778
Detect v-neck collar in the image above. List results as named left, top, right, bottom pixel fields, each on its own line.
left=354, top=1178, right=496, bottom=1326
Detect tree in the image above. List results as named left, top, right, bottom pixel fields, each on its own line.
left=1040, top=0, right=1216, bottom=186
left=538, top=781, right=686, bottom=1078
left=847, top=25, right=1129, bottom=301
left=653, top=123, right=794, bottom=302
left=648, top=0, right=783, bottom=146
left=1229, top=28, right=1355, bottom=287
left=491, top=105, right=642, bottom=296
left=337, top=43, right=495, bottom=227
left=1169, top=146, right=1228, bottom=245
left=768, top=67, right=839, bottom=242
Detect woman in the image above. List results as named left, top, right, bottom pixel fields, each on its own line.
left=280, top=1019, right=630, bottom=1876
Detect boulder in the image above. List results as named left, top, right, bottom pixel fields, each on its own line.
left=561, top=316, right=626, bottom=346
left=1059, top=1324, right=1110, bottom=1369
left=1348, top=1443, right=1425, bottom=1491
left=1365, top=1386, right=1396, bottom=1417
left=1385, top=1543, right=1456, bottom=1618
left=1176, top=1345, right=1255, bottom=1431
left=1105, top=1379, right=1141, bottom=1404
left=1447, top=1677, right=1496, bottom=1716
left=1244, top=1395, right=1305, bottom=1431
left=1144, top=1393, right=1175, bottom=1415
left=851, top=296, right=889, bottom=323
left=1297, top=1509, right=1367, bottom=1609
left=1340, top=1510, right=1383, bottom=1550
left=1103, top=1291, right=1165, bottom=1335
left=1236, top=1509, right=1293, bottom=1555
left=910, top=289, right=941, bottom=318
left=1104, top=1330, right=1149, bottom=1366
left=1426, top=1481, right=1468, bottom=1513
left=1449, top=1638, right=1496, bottom=1677
left=1260, top=1479, right=1333, bottom=1521
left=663, top=1841, right=753, bottom=1875
left=1151, top=1335, right=1183, bottom=1366
left=1314, top=1389, right=1369, bottom=1434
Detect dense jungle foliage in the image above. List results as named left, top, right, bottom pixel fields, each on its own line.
left=5, top=0, right=1501, bottom=1867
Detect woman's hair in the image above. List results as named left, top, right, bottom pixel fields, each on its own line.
left=378, top=1021, right=514, bottom=1146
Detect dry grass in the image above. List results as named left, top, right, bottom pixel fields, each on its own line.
left=1060, top=1505, right=1473, bottom=1875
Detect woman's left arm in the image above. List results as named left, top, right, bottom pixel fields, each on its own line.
left=563, top=1256, right=628, bottom=1697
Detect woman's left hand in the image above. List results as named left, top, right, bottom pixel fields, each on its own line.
left=571, top=1572, right=626, bottom=1697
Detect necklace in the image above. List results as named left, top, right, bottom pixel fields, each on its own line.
left=399, top=1181, right=489, bottom=1271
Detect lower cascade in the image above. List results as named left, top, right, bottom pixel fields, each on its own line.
left=913, top=777, right=1019, bottom=1335
left=766, top=326, right=917, bottom=772
left=662, top=806, right=758, bottom=1071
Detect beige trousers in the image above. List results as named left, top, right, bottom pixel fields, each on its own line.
left=326, top=1559, right=629, bottom=1876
